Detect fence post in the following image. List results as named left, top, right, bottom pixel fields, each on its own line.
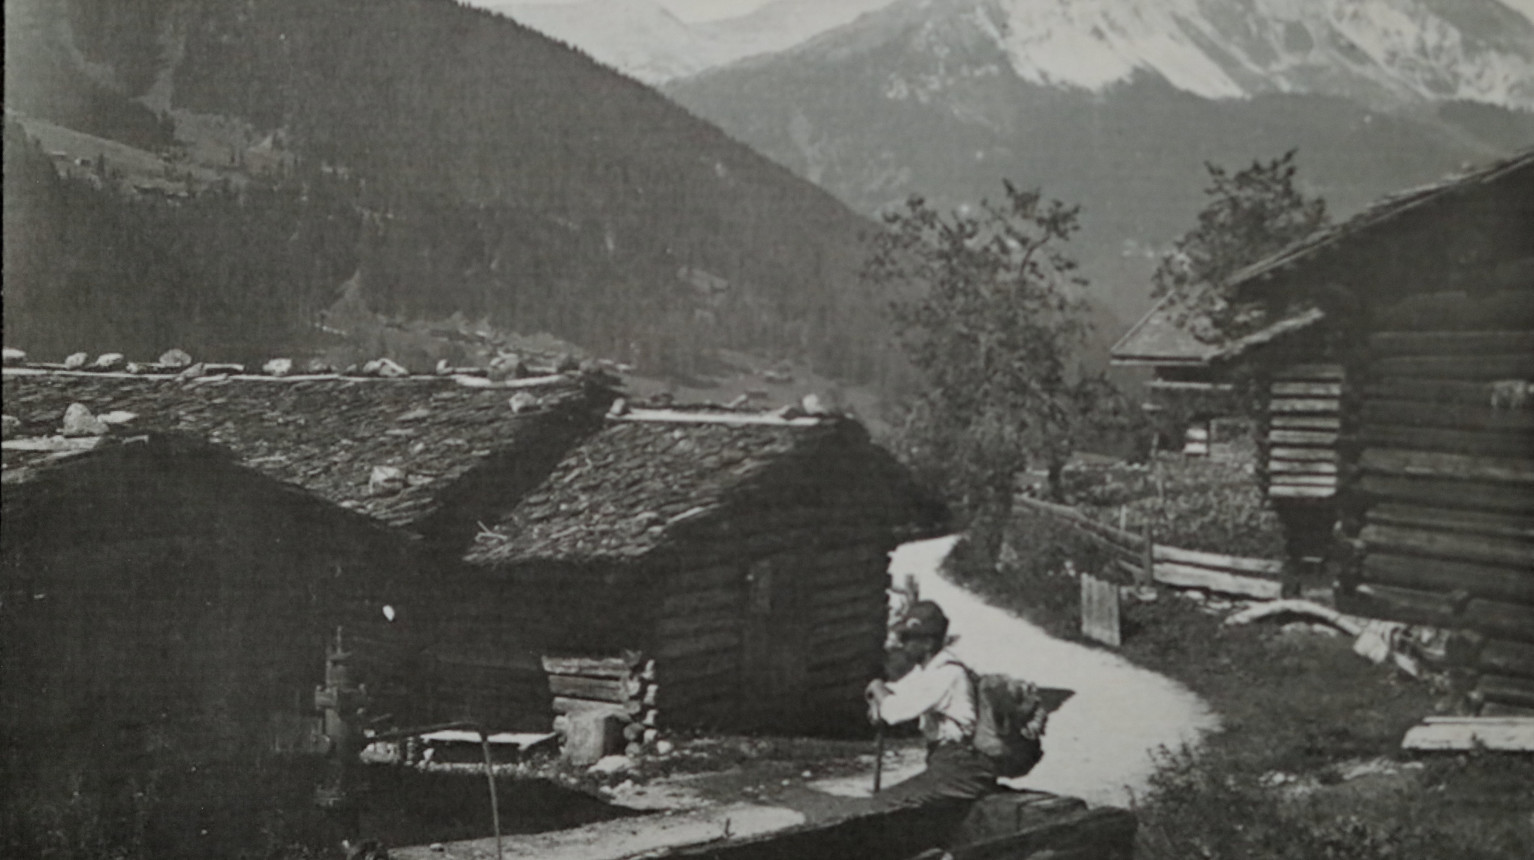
left=1138, top=527, right=1155, bottom=588
left=1080, top=573, right=1122, bottom=647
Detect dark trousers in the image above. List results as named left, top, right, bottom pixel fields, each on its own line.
left=874, top=741, right=998, bottom=809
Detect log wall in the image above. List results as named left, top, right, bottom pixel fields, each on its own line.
left=653, top=538, right=892, bottom=734
left=1, top=448, right=427, bottom=854
left=1339, top=318, right=1534, bottom=713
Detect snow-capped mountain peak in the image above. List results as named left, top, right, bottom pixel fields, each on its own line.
left=983, top=0, right=1534, bottom=109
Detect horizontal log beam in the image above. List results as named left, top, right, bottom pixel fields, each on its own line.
left=1269, top=460, right=1339, bottom=475
left=1359, top=425, right=1534, bottom=459
left=1273, top=364, right=1344, bottom=381
left=1269, top=429, right=1339, bottom=445
left=1270, top=416, right=1343, bottom=431
left=1366, top=377, right=1534, bottom=409
left=1270, top=475, right=1338, bottom=487
left=540, top=654, right=643, bottom=678
left=1358, top=474, right=1534, bottom=513
left=806, top=636, right=884, bottom=671
left=1360, top=399, right=1534, bottom=433
left=1272, top=382, right=1344, bottom=397
left=1269, top=485, right=1336, bottom=499
left=1360, top=523, right=1534, bottom=568
left=1153, top=545, right=1284, bottom=576
left=1477, top=675, right=1534, bottom=709
left=808, top=582, right=884, bottom=609
left=1361, top=448, right=1534, bottom=485
left=1368, top=502, right=1534, bottom=540
left=811, top=599, right=886, bottom=628
left=665, top=564, right=746, bottom=593
left=1371, top=289, right=1534, bottom=331
left=660, top=585, right=741, bottom=617
left=551, top=698, right=631, bottom=719
left=1465, top=599, right=1534, bottom=643
left=1337, top=583, right=1458, bottom=628
left=656, top=613, right=738, bottom=640
left=1481, top=639, right=1534, bottom=679
left=1268, top=398, right=1342, bottom=414
left=659, top=652, right=739, bottom=685
left=655, top=630, right=741, bottom=660
left=1360, top=552, right=1534, bottom=605
left=1151, top=562, right=1283, bottom=599
left=1268, top=446, right=1340, bottom=461
left=1401, top=716, right=1534, bottom=751
left=1370, top=330, right=1534, bottom=357
left=547, top=675, right=639, bottom=703
left=1373, top=353, right=1534, bottom=381
left=1481, top=703, right=1534, bottom=717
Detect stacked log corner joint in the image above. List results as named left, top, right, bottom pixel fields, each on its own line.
left=545, top=652, right=661, bottom=757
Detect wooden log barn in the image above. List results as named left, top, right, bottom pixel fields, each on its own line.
left=454, top=406, right=947, bottom=736
left=1, top=431, right=426, bottom=855
left=1, top=365, right=622, bottom=849
left=1116, top=148, right=1534, bottom=714
left=2, top=365, right=625, bottom=712
left=1215, top=147, right=1534, bottom=715
left=3, top=361, right=941, bottom=760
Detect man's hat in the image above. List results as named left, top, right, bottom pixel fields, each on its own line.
left=897, top=600, right=949, bottom=640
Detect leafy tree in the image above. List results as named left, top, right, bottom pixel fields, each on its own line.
left=1152, top=149, right=1329, bottom=341
left=864, top=182, right=1128, bottom=558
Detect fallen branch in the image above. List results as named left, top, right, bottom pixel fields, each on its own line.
left=1223, top=599, right=1364, bottom=636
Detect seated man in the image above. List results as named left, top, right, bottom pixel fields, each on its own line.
left=864, top=601, right=998, bottom=807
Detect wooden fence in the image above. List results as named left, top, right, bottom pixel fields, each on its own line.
left=1017, top=496, right=1286, bottom=600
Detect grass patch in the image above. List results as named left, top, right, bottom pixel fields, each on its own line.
left=1065, top=455, right=1284, bottom=558
left=946, top=458, right=1534, bottom=859
left=1124, top=595, right=1534, bottom=859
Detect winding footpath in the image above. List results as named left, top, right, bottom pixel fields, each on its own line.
left=821, top=535, right=1219, bottom=808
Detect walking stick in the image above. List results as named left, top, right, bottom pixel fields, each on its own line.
left=872, top=723, right=885, bottom=794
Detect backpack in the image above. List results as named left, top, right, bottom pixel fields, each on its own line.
left=967, top=669, right=1047, bottom=778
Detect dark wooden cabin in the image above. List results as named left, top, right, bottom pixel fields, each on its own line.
left=453, top=407, right=947, bottom=735
left=0, top=367, right=616, bottom=545
left=1219, top=147, right=1534, bottom=713
left=1, top=432, right=425, bottom=854
left=2, top=366, right=622, bottom=734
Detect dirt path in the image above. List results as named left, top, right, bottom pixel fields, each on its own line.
left=818, top=535, right=1219, bottom=807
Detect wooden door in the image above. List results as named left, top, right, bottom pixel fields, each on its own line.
left=740, top=557, right=810, bottom=731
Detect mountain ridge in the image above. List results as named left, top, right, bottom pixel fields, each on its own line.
left=3, top=0, right=894, bottom=384
left=665, top=0, right=1534, bottom=321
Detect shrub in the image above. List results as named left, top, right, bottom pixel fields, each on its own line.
left=942, top=506, right=1126, bottom=640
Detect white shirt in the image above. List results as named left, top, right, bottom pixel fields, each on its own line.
left=876, top=649, right=975, bottom=744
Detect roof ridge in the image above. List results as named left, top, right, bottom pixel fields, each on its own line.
left=2, top=366, right=595, bottom=390
left=611, top=407, right=832, bottom=428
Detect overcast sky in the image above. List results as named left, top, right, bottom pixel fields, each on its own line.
left=478, top=0, right=1534, bottom=26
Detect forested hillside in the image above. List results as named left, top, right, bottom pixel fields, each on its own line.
left=3, top=0, right=888, bottom=380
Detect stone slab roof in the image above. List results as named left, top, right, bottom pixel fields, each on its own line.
left=467, top=411, right=946, bottom=567
left=2, top=369, right=617, bottom=527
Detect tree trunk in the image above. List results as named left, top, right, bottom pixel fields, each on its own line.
left=965, top=480, right=1017, bottom=571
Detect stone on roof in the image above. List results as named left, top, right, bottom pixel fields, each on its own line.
left=467, top=413, right=944, bottom=567
left=2, top=368, right=618, bottom=527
